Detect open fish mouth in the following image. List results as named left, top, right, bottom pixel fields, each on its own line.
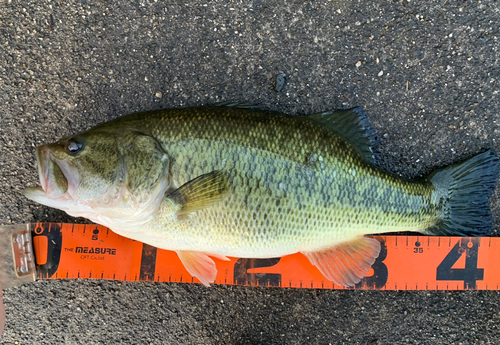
left=25, top=144, right=84, bottom=214
left=33, top=145, right=78, bottom=199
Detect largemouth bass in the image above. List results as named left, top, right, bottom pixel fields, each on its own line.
left=25, top=105, right=500, bottom=287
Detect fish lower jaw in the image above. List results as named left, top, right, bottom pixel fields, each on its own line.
left=24, top=187, right=75, bottom=211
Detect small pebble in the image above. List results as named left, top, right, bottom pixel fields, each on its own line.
left=275, top=73, right=287, bottom=92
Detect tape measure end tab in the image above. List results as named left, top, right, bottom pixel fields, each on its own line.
left=0, top=224, right=37, bottom=289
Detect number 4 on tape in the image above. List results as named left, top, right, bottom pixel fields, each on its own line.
left=437, top=238, right=483, bottom=289
left=4, top=223, right=500, bottom=290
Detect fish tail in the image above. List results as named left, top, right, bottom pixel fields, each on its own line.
left=424, top=150, right=499, bottom=236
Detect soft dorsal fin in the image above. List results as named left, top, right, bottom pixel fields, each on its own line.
left=166, top=170, right=231, bottom=215
left=308, top=107, right=380, bottom=164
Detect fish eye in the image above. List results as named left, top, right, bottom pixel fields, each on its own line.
left=66, top=137, right=84, bottom=155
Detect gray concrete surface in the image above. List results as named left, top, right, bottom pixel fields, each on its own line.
left=1, top=0, right=500, bottom=344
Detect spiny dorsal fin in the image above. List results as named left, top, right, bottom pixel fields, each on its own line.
left=166, top=170, right=230, bottom=215
left=308, top=107, right=380, bottom=164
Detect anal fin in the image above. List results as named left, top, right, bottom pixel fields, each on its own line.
left=176, top=251, right=226, bottom=287
left=301, top=236, right=381, bottom=287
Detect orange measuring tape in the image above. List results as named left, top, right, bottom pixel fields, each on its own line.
left=14, top=223, right=500, bottom=290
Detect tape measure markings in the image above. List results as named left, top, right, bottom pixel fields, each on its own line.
left=30, top=223, right=500, bottom=290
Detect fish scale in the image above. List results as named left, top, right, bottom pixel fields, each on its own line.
left=25, top=105, right=499, bottom=287
left=123, top=107, right=439, bottom=255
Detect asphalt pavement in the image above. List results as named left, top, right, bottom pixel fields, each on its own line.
left=1, top=0, right=500, bottom=344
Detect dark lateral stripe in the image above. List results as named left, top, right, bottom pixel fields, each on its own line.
left=139, top=244, right=157, bottom=281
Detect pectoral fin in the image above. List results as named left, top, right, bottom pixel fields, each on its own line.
left=176, top=251, right=226, bottom=287
left=302, top=236, right=381, bottom=287
left=167, top=170, right=230, bottom=215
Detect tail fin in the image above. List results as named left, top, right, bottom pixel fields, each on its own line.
left=425, top=150, right=499, bottom=236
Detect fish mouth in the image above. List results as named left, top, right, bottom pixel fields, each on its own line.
left=33, top=145, right=78, bottom=199
left=36, top=145, right=53, bottom=193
